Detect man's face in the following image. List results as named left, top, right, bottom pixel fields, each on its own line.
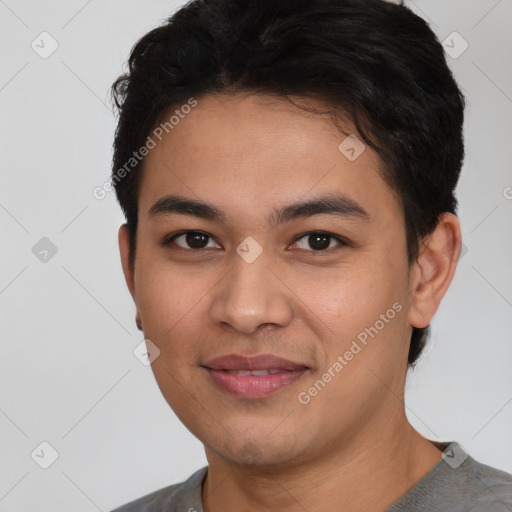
left=121, top=93, right=417, bottom=468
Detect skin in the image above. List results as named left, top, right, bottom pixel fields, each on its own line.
left=118, top=92, right=462, bottom=511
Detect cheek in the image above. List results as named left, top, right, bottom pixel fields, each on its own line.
left=293, top=259, right=408, bottom=370
left=134, top=257, right=209, bottom=349
left=288, top=262, right=387, bottom=338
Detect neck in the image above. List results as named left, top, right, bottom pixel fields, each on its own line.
left=202, top=415, right=442, bottom=512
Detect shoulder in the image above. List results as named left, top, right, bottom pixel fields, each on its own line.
left=431, top=441, right=512, bottom=510
left=386, top=442, right=512, bottom=512
left=110, top=483, right=182, bottom=512
left=110, top=466, right=208, bottom=512
left=462, top=455, right=512, bottom=510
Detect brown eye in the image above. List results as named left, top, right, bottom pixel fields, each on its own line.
left=165, top=231, right=220, bottom=250
left=293, top=231, right=346, bottom=252
left=185, top=232, right=209, bottom=249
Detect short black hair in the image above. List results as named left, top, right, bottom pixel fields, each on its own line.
left=111, top=0, right=466, bottom=367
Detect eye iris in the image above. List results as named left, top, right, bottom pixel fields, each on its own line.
left=309, top=233, right=330, bottom=250
left=186, top=232, right=208, bottom=248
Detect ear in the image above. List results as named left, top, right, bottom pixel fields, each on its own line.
left=118, top=223, right=136, bottom=300
left=407, top=212, right=462, bottom=329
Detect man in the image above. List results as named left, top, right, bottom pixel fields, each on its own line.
left=110, top=0, right=512, bottom=510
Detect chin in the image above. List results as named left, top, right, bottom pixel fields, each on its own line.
left=210, top=434, right=307, bottom=470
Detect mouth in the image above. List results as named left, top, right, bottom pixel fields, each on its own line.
left=202, top=353, right=309, bottom=399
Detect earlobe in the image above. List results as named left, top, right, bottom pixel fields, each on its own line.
left=118, top=223, right=136, bottom=300
left=407, top=213, right=462, bottom=329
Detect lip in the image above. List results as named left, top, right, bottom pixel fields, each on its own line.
left=203, top=353, right=308, bottom=371
left=202, top=354, right=309, bottom=399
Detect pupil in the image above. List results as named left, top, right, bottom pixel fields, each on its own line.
left=309, top=233, right=329, bottom=250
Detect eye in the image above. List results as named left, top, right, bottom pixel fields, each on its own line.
left=162, top=230, right=348, bottom=253
left=163, top=230, right=221, bottom=250
left=291, top=231, right=347, bottom=252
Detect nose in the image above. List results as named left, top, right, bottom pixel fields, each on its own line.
left=209, top=249, right=294, bottom=335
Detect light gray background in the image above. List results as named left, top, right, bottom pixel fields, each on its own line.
left=1, top=0, right=511, bottom=511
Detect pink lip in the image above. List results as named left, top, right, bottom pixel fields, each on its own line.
left=204, top=353, right=307, bottom=371
left=202, top=354, right=309, bottom=398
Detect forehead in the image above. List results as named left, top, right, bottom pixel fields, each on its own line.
left=138, top=93, right=401, bottom=229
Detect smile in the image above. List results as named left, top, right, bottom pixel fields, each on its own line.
left=202, top=353, right=310, bottom=398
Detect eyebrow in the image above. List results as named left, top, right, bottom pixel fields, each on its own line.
left=148, top=193, right=371, bottom=227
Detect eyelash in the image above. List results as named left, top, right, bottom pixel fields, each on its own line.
left=161, top=230, right=349, bottom=253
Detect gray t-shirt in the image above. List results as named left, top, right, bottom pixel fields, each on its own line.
left=111, top=442, right=512, bottom=511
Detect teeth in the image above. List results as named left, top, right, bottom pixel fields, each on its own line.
left=251, top=369, right=271, bottom=376
left=225, top=369, right=284, bottom=376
